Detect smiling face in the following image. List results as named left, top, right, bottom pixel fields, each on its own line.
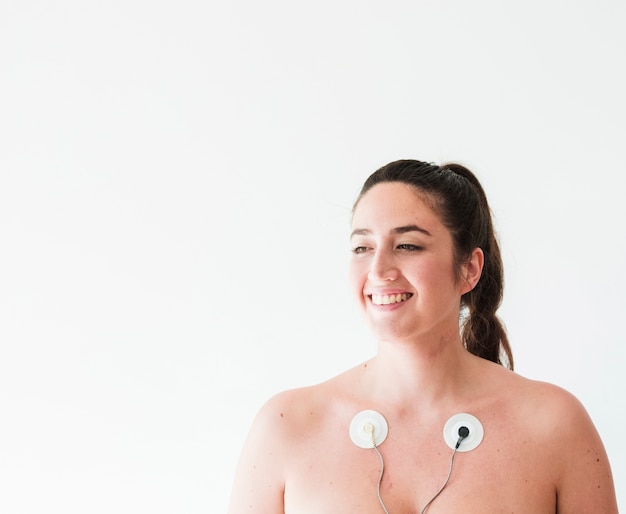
left=349, top=182, right=472, bottom=344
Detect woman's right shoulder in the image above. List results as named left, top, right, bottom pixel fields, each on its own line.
left=228, top=386, right=331, bottom=513
left=227, top=375, right=354, bottom=513
left=249, top=362, right=366, bottom=447
left=256, top=364, right=363, bottom=433
left=253, top=382, right=334, bottom=437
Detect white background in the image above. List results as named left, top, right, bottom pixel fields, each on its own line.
left=1, top=1, right=624, bottom=512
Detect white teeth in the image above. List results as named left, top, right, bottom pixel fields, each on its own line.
left=371, top=293, right=411, bottom=305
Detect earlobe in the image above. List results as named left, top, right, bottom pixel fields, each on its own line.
left=461, top=248, right=484, bottom=294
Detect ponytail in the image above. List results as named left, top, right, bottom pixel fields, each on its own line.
left=442, top=163, right=513, bottom=370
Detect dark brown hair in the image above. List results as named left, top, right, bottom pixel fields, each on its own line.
left=354, top=159, right=513, bottom=369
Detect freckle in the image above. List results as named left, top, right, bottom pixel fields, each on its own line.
left=364, top=363, right=368, bottom=368
left=597, top=458, right=600, bottom=462
left=280, top=412, right=284, bottom=417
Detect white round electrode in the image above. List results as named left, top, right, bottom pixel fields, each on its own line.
left=349, top=410, right=389, bottom=448
left=443, top=412, right=484, bottom=452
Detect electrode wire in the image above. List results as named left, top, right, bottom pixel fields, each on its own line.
left=371, top=440, right=462, bottom=514
left=372, top=444, right=390, bottom=514
left=419, top=445, right=459, bottom=514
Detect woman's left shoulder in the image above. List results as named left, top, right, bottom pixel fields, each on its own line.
left=489, top=371, right=618, bottom=511
left=514, top=376, right=592, bottom=424
left=517, top=378, right=618, bottom=511
left=479, top=364, right=597, bottom=436
left=494, top=371, right=590, bottom=427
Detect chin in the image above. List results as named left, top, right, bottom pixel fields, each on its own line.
left=368, top=323, right=415, bottom=344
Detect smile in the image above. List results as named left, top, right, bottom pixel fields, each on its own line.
left=371, top=293, right=413, bottom=305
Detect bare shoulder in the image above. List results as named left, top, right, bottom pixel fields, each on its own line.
left=226, top=387, right=312, bottom=514
left=485, top=368, right=608, bottom=456
left=227, top=375, right=350, bottom=514
left=477, top=361, right=597, bottom=425
left=252, top=383, right=332, bottom=441
left=494, top=370, right=618, bottom=513
left=504, top=374, right=604, bottom=443
left=240, top=381, right=335, bottom=455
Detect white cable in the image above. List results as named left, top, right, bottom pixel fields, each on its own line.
left=419, top=446, right=459, bottom=514
left=372, top=444, right=390, bottom=514
left=370, top=441, right=460, bottom=514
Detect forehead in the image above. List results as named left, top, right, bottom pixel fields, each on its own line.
left=352, top=182, right=443, bottom=231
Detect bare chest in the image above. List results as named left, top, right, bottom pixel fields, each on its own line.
left=283, top=416, right=557, bottom=514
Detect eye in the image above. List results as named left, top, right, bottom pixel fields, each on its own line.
left=397, top=243, right=423, bottom=251
left=351, top=246, right=370, bottom=254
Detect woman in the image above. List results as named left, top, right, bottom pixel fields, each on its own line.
left=227, top=160, right=618, bottom=513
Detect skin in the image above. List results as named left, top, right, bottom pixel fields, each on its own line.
left=227, top=182, right=618, bottom=514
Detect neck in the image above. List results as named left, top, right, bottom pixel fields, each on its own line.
left=363, top=331, right=477, bottom=413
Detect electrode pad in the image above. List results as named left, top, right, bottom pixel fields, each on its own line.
left=443, top=412, right=484, bottom=452
left=349, top=410, right=389, bottom=448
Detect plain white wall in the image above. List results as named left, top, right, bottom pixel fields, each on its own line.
left=1, top=1, right=624, bottom=512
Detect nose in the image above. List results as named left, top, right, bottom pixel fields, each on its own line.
left=367, top=249, right=399, bottom=282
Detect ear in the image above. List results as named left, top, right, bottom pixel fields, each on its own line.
left=459, top=247, right=484, bottom=295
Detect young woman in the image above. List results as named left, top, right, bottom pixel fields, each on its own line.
left=227, top=160, right=618, bottom=513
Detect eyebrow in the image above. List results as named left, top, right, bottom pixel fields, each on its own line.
left=350, top=224, right=432, bottom=239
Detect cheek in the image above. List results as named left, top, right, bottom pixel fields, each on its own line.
left=348, top=261, right=367, bottom=297
left=416, top=259, right=457, bottom=292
